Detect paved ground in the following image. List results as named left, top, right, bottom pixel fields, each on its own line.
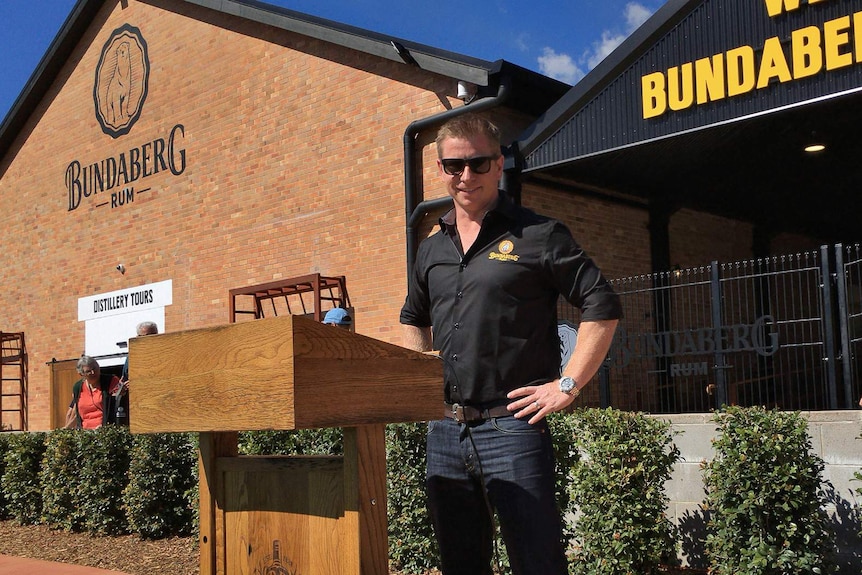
left=0, top=555, right=130, bottom=575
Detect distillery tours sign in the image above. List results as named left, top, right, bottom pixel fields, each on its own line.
left=66, top=24, right=187, bottom=212
left=78, top=280, right=173, bottom=322
left=641, top=0, right=862, bottom=119
left=78, top=280, right=173, bottom=364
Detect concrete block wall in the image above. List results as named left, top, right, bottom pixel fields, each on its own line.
left=657, top=411, right=862, bottom=571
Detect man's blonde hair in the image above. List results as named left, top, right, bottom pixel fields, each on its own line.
left=435, top=114, right=501, bottom=157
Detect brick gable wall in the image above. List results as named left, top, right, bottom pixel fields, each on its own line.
left=0, top=1, right=819, bottom=429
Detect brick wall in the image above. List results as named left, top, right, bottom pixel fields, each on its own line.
left=0, top=1, right=483, bottom=429
left=669, top=209, right=755, bottom=266
left=670, top=209, right=824, bottom=268
left=0, top=1, right=820, bottom=430
left=523, top=183, right=650, bottom=279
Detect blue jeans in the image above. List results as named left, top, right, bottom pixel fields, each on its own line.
left=425, top=415, right=567, bottom=575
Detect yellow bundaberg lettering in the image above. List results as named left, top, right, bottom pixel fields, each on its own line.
left=695, top=54, right=725, bottom=104
left=640, top=3, right=855, bottom=120
left=763, top=0, right=802, bottom=18
left=763, top=0, right=828, bottom=18
left=668, top=63, right=694, bottom=111
left=824, top=15, right=853, bottom=70
left=792, top=26, right=822, bottom=79
left=726, top=46, right=756, bottom=97
left=856, top=12, right=862, bottom=62
left=756, top=37, right=793, bottom=88
left=641, top=72, right=666, bottom=119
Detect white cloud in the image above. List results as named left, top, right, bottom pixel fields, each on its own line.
left=625, top=2, right=653, bottom=30
left=587, top=29, right=627, bottom=69
left=538, top=2, right=656, bottom=83
left=516, top=32, right=531, bottom=53
left=587, top=2, right=654, bottom=67
left=537, top=47, right=585, bottom=85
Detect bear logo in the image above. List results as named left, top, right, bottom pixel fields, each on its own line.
left=94, top=25, right=149, bottom=138
left=105, top=41, right=132, bottom=125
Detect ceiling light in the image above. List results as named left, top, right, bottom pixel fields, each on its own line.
left=804, top=143, right=826, bottom=153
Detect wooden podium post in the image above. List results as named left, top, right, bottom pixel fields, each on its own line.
left=129, top=316, right=442, bottom=575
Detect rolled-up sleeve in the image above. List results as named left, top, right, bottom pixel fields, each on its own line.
left=545, top=222, right=622, bottom=322
left=400, top=244, right=433, bottom=327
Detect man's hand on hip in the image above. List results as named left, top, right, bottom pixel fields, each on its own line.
left=507, top=380, right=575, bottom=425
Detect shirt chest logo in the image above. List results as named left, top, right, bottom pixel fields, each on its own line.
left=489, top=240, right=520, bottom=262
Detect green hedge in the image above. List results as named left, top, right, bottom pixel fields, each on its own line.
left=855, top=429, right=862, bottom=540
left=40, top=429, right=86, bottom=531
left=565, top=408, right=681, bottom=575
left=857, top=463, right=862, bottom=539
left=0, top=433, right=10, bottom=519
left=2, top=427, right=197, bottom=539
left=2, top=431, right=46, bottom=525
left=703, top=406, right=835, bottom=575
left=78, top=425, right=133, bottom=535
left=238, top=428, right=343, bottom=455
left=386, top=422, right=437, bottom=573
left=0, top=406, right=854, bottom=575
left=124, top=432, right=198, bottom=538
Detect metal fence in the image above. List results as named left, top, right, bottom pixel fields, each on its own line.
left=560, top=244, right=862, bottom=414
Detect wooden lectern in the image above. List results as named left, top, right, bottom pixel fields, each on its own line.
left=129, top=315, right=442, bottom=575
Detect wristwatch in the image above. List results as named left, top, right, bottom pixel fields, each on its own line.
left=559, top=375, right=580, bottom=398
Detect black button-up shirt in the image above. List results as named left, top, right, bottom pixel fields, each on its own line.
left=400, top=192, right=622, bottom=405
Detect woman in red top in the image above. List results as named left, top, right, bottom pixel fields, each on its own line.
left=65, top=355, right=127, bottom=429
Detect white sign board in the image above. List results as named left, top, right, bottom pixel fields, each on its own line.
left=78, top=280, right=172, bottom=366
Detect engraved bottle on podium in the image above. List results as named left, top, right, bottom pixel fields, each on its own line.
left=265, top=540, right=290, bottom=575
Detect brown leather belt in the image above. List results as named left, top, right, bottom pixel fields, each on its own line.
left=444, top=402, right=511, bottom=423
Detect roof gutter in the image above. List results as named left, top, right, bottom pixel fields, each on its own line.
left=403, top=75, right=511, bottom=278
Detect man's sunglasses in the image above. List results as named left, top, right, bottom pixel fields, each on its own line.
left=440, top=156, right=498, bottom=176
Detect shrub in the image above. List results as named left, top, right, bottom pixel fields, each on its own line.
left=703, top=406, right=834, bottom=575
left=548, top=411, right=580, bottom=546
left=76, top=425, right=133, bottom=535
left=386, top=422, right=437, bottom=573
left=238, top=428, right=342, bottom=455
left=855, top=468, right=862, bottom=538
left=123, top=432, right=198, bottom=538
left=0, top=432, right=10, bottom=518
left=2, top=432, right=46, bottom=524
left=566, top=408, right=681, bottom=575
left=856, top=425, right=862, bottom=539
left=40, top=429, right=86, bottom=530
left=856, top=469, right=862, bottom=539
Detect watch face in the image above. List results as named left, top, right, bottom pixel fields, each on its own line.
left=560, top=377, right=575, bottom=393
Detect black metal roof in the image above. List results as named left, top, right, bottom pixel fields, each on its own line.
left=517, top=0, right=862, bottom=243
left=0, top=0, right=568, bottom=164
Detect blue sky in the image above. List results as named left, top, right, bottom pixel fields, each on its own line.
left=0, top=0, right=665, bottom=123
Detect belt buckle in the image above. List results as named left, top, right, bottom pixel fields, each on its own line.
left=451, top=403, right=467, bottom=423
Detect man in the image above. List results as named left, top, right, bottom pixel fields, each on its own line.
left=322, top=307, right=352, bottom=328
left=121, top=321, right=159, bottom=382
left=400, top=114, right=621, bottom=575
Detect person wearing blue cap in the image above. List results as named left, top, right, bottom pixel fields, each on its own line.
left=323, top=307, right=352, bottom=328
